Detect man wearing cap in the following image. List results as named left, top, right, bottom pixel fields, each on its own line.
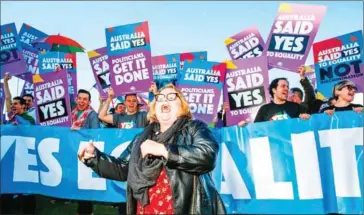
left=321, top=80, right=363, bottom=115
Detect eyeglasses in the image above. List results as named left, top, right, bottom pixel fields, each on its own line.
left=155, top=93, right=178, bottom=102
left=345, top=85, right=357, bottom=91
left=340, top=85, right=357, bottom=91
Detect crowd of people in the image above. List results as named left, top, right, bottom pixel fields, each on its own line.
left=213, top=65, right=363, bottom=127
left=1, top=64, right=363, bottom=215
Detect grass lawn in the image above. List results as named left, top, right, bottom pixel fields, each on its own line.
left=10, top=195, right=119, bottom=215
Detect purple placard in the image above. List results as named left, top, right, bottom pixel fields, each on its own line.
left=177, top=61, right=226, bottom=125
left=18, top=73, right=34, bottom=97
left=224, top=56, right=270, bottom=126
left=0, top=83, right=4, bottom=124
left=16, top=48, right=39, bottom=97
left=108, top=49, right=152, bottom=95
left=88, top=47, right=110, bottom=97
left=106, top=21, right=153, bottom=96
left=67, top=72, right=77, bottom=104
left=179, top=83, right=221, bottom=125
left=264, top=3, right=327, bottom=72
left=34, top=69, right=72, bottom=127
left=22, top=48, right=40, bottom=74
left=0, top=23, right=28, bottom=78
left=225, top=26, right=265, bottom=60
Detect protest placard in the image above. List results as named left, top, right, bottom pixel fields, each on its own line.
left=88, top=47, right=110, bottom=97
left=265, top=3, right=327, bottom=71
left=0, top=23, right=28, bottom=78
left=33, top=69, right=72, bottom=126
left=225, top=26, right=265, bottom=60
left=152, top=53, right=180, bottom=89
left=39, top=52, right=77, bottom=101
left=178, top=61, right=226, bottom=125
left=106, top=21, right=153, bottom=95
left=224, top=56, right=270, bottom=125
left=313, top=30, right=363, bottom=99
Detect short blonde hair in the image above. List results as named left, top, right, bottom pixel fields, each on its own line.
left=332, top=80, right=357, bottom=99
left=148, top=84, right=193, bottom=122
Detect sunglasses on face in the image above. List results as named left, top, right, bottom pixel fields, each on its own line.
left=340, top=85, right=357, bottom=91
left=155, top=93, right=178, bottom=102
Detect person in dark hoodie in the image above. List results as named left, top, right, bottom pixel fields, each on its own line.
left=291, top=65, right=325, bottom=113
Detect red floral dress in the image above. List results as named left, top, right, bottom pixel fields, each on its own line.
left=136, top=168, right=174, bottom=214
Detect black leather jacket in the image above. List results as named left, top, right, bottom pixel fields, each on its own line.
left=85, top=120, right=226, bottom=214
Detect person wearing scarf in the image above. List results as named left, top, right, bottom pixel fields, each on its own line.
left=78, top=84, right=226, bottom=214
left=71, top=89, right=100, bottom=130
left=72, top=89, right=100, bottom=215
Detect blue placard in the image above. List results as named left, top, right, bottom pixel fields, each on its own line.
left=18, top=23, right=48, bottom=49
left=314, top=30, right=364, bottom=99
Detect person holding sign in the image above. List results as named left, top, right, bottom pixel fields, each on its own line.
left=320, top=80, right=363, bottom=115
left=2, top=73, right=36, bottom=215
left=3, top=74, right=35, bottom=125
left=98, top=87, right=149, bottom=214
left=78, top=84, right=226, bottom=215
left=291, top=65, right=326, bottom=113
left=98, top=88, right=148, bottom=129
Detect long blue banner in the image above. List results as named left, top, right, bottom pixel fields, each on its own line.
left=1, top=111, right=362, bottom=214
